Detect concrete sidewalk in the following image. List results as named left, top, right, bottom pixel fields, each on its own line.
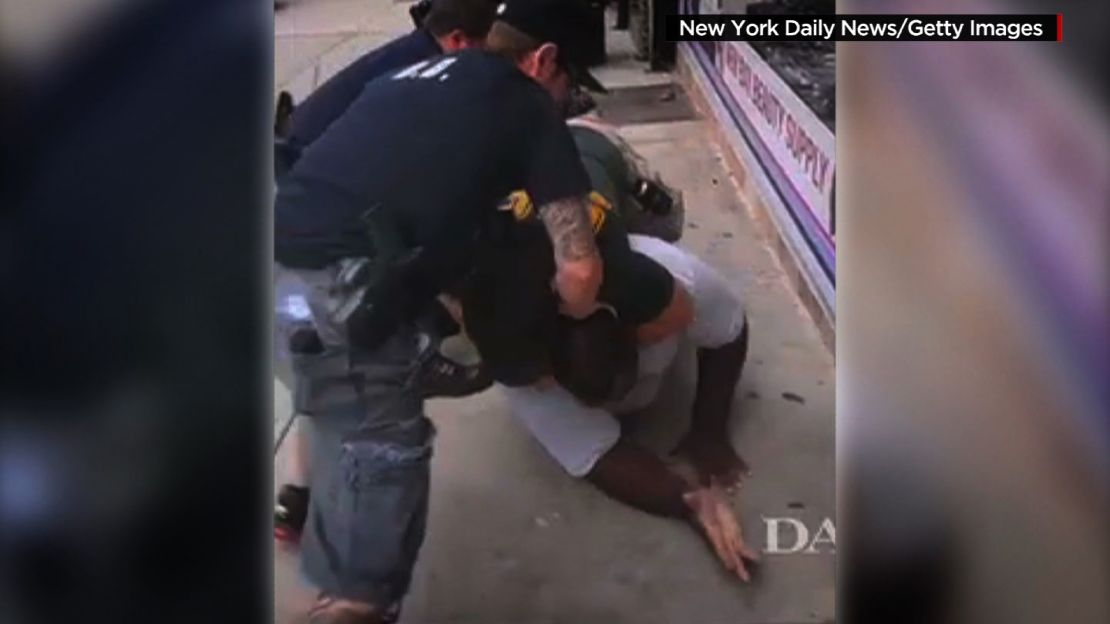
left=274, top=3, right=835, bottom=622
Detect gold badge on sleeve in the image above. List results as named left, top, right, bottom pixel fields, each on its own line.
left=500, top=189, right=612, bottom=234
left=586, top=191, right=612, bottom=234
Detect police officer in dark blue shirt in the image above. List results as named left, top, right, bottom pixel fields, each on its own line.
left=272, top=0, right=499, bottom=552
left=275, top=1, right=607, bottom=621
left=276, top=0, right=498, bottom=176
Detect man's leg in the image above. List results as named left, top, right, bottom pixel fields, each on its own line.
left=273, top=299, right=485, bottom=546
left=287, top=264, right=434, bottom=622
left=275, top=417, right=312, bottom=544
left=298, top=333, right=433, bottom=623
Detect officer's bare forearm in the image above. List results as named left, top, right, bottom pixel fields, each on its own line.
left=538, top=196, right=600, bottom=263
left=585, top=439, right=693, bottom=519
left=538, top=196, right=602, bottom=314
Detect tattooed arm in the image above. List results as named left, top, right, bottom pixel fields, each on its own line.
left=538, top=196, right=603, bottom=319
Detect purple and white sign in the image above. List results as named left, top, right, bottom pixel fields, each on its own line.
left=679, top=0, right=835, bottom=312
left=714, top=41, right=836, bottom=239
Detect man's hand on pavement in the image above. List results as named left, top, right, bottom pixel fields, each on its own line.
left=683, top=486, right=760, bottom=582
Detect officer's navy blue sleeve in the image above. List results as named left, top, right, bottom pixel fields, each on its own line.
left=520, top=96, right=592, bottom=207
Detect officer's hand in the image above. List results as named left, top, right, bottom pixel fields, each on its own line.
left=552, top=258, right=603, bottom=319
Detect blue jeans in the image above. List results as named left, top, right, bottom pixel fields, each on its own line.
left=283, top=264, right=433, bottom=609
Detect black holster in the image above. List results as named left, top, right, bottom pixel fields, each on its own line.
left=340, top=208, right=428, bottom=352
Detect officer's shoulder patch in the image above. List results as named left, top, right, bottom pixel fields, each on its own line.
left=500, top=190, right=610, bottom=232
left=587, top=191, right=612, bottom=233
left=499, top=190, right=534, bottom=221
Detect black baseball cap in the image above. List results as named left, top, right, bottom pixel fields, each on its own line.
left=494, top=0, right=608, bottom=93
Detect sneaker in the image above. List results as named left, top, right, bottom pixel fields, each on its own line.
left=274, top=484, right=309, bottom=544
left=416, top=349, right=492, bottom=399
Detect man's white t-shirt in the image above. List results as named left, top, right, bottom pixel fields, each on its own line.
left=501, top=235, right=746, bottom=476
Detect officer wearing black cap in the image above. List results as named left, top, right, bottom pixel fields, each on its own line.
left=273, top=0, right=609, bottom=621
left=488, top=0, right=608, bottom=96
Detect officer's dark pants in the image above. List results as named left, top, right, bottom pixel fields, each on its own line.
left=285, top=265, right=432, bottom=612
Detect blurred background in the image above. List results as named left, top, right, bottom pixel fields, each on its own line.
left=0, top=0, right=1105, bottom=622
left=1, top=0, right=270, bottom=622
left=840, top=1, right=1107, bottom=623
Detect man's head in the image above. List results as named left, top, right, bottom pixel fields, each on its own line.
left=486, top=0, right=606, bottom=111
left=420, top=0, right=499, bottom=52
left=550, top=308, right=638, bottom=407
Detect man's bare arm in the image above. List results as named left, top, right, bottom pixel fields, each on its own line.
left=538, top=196, right=603, bottom=318
left=636, top=281, right=694, bottom=344
left=586, top=440, right=758, bottom=581
left=586, top=439, right=691, bottom=518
